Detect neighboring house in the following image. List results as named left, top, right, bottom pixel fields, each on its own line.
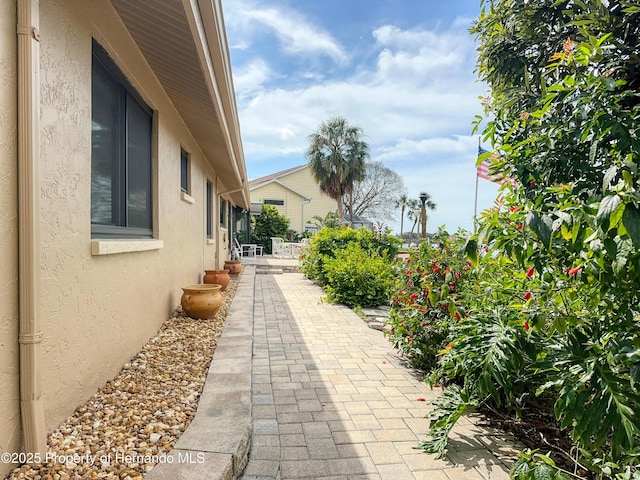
left=248, top=164, right=337, bottom=235
left=0, top=0, right=249, bottom=473
left=345, top=213, right=375, bottom=230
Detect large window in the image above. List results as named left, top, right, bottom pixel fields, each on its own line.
left=91, top=40, right=153, bottom=238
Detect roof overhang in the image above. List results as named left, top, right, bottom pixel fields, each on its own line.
left=110, top=0, right=249, bottom=208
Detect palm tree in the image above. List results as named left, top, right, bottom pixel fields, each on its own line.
left=407, top=199, right=421, bottom=237
left=407, top=194, right=436, bottom=238
left=418, top=192, right=437, bottom=238
left=306, top=116, right=369, bottom=226
left=395, top=194, right=409, bottom=238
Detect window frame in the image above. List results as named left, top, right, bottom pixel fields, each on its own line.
left=91, top=39, right=154, bottom=239
left=206, top=180, right=213, bottom=239
left=180, top=147, right=190, bottom=194
left=264, top=199, right=285, bottom=206
left=219, top=197, right=228, bottom=228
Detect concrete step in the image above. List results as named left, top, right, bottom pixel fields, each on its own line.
left=256, top=268, right=283, bottom=275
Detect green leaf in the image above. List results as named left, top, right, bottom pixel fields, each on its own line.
left=465, top=238, right=479, bottom=267
left=622, top=204, right=640, bottom=247
left=603, top=165, right=618, bottom=191
left=596, top=195, right=622, bottom=225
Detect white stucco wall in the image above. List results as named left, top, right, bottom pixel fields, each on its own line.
left=0, top=3, right=21, bottom=477
left=32, top=0, right=220, bottom=436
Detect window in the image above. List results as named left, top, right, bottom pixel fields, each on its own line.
left=264, top=199, right=285, bottom=206
left=219, top=197, right=227, bottom=228
left=206, top=180, right=213, bottom=238
left=180, top=147, right=190, bottom=194
left=91, top=39, right=153, bottom=238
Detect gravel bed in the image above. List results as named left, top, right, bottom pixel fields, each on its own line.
left=5, top=277, right=239, bottom=480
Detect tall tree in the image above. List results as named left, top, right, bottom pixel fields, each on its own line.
left=395, top=194, right=410, bottom=238
left=306, top=116, right=369, bottom=225
left=464, top=0, right=640, bottom=474
left=343, top=161, right=407, bottom=224
left=408, top=194, right=436, bottom=237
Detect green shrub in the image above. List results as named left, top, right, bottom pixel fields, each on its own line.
left=299, top=226, right=400, bottom=285
left=385, top=229, right=470, bottom=371
left=323, top=242, right=395, bottom=308
left=251, top=204, right=290, bottom=254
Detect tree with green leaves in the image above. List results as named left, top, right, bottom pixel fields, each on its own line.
left=419, top=1, right=640, bottom=477
left=395, top=194, right=410, bottom=238
left=306, top=116, right=369, bottom=226
left=250, top=204, right=290, bottom=254
left=407, top=194, right=436, bottom=237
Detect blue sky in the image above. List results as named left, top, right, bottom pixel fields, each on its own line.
left=222, top=0, right=501, bottom=234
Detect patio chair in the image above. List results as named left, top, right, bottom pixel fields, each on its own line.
left=271, top=237, right=286, bottom=257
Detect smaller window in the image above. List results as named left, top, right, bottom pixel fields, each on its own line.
left=180, top=147, right=190, bottom=194
left=304, top=226, right=318, bottom=235
left=219, top=197, right=227, bottom=228
left=264, top=199, right=284, bottom=206
left=206, top=181, right=213, bottom=238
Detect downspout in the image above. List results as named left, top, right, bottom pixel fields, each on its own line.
left=301, top=198, right=311, bottom=233
left=17, top=0, right=46, bottom=456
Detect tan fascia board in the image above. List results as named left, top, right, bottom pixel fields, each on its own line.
left=17, top=0, right=47, bottom=456
left=250, top=179, right=312, bottom=201
left=182, top=0, right=249, bottom=209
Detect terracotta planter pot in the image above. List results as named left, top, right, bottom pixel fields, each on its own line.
left=203, top=269, right=231, bottom=291
left=224, top=260, right=242, bottom=275
left=180, top=284, right=222, bottom=319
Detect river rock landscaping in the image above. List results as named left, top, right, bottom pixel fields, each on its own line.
left=5, top=277, right=238, bottom=480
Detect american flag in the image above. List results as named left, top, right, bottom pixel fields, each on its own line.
left=477, top=146, right=503, bottom=184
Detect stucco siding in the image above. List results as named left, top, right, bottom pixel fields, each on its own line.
left=0, top=2, right=21, bottom=477
left=33, top=0, right=220, bottom=435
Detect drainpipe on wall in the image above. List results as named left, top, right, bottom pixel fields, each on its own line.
left=17, top=0, right=47, bottom=456
left=301, top=198, right=311, bottom=233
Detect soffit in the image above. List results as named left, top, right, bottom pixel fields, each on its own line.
left=110, top=0, right=248, bottom=207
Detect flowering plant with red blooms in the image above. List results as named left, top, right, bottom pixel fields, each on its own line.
left=385, top=228, right=470, bottom=371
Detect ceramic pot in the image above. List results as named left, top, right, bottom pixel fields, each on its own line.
left=181, top=284, right=222, bottom=319
left=224, top=260, right=242, bottom=275
left=203, top=269, right=231, bottom=291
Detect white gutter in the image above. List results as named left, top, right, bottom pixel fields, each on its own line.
left=218, top=180, right=246, bottom=197
left=17, top=0, right=47, bottom=456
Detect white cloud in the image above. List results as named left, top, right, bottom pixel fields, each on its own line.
left=232, top=59, right=271, bottom=97
left=223, top=5, right=498, bottom=231
left=224, top=1, right=348, bottom=64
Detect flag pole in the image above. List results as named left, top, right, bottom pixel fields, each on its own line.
left=473, top=138, right=480, bottom=233
left=473, top=172, right=479, bottom=233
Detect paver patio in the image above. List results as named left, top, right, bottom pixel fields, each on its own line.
left=240, top=268, right=520, bottom=480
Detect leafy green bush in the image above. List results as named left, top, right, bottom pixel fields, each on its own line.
left=323, top=242, right=395, bottom=308
left=299, top=226, right=400, bottom=285
left=385, top=229, right=470, bottom=371
left=407, top=2, right=640, bottom=477
left=251, top=204, right=290, bottom=254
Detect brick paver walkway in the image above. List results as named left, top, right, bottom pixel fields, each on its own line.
left=241, top=272, right=518, bottom=480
